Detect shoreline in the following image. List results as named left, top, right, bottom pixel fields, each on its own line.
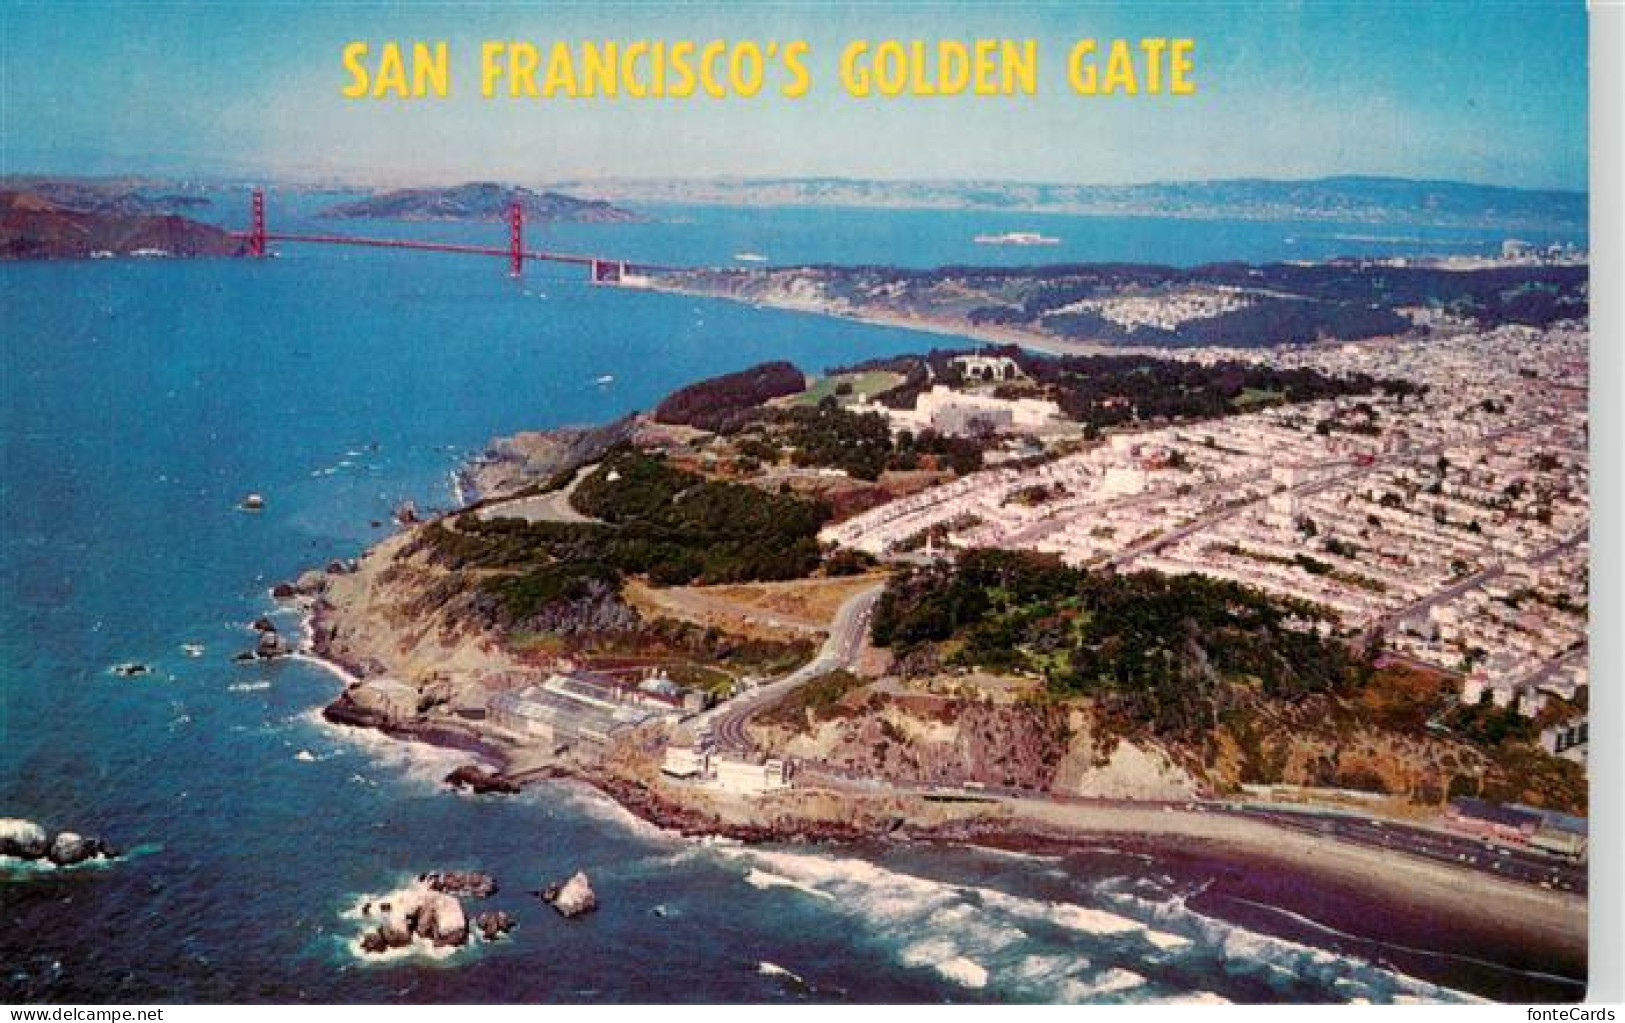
left=646, top=279, right=1112, bottom=359
left=298, top=633, right=1587, bottom=1001
left=281, top=314, right=1589, bottom=1002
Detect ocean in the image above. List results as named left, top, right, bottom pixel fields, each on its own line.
left=0, top=194, right=1585, bottom=1003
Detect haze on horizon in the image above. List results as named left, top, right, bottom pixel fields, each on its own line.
left=1, top=1, right=1589, bottom=193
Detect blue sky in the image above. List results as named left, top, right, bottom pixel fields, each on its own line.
left=0, top=1, right=1590, bottom=190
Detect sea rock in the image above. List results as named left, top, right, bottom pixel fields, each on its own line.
left=255, top=630, right=290, bottom=658
left=415, top=891, right=469, bottom=947
left=394, top=501, right=419, bottom=525
left=422, top=869, right=498, bottom=898
left=46, top=831, right=104, bottom=867
left=270, top=581, right=298, bottom=600
left=444, top=764, right=520, bottom=796
left=540, top=871, right=597, bottom=918
left=359, top=929, right=390, bottom=954
left=295, top=569, right=329, bottom=595
left=251, top=616, right=277, bottom=633
left=377, top=890, right=425, bottom=948
left=473, top=911, right=515, bottom=942
left=0, top=818, right=49, bottom=860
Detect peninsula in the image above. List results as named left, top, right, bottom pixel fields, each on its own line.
left=0, top=185, right=244, bottom=260
left=280, top=279, right=1592, bottom=998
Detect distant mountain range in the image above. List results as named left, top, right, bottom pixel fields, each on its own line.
left=545, top=175, right=1586, bottom=232
left=0, top=177, right=214, bottom=217
left=320, top=183, right=643, bottom=223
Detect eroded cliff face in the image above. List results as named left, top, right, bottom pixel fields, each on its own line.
left=752, top=689, right=1201, bottom=800
left=307, top=531, right=527, bottom=694
left=744, top=675, right=1528, bottom=809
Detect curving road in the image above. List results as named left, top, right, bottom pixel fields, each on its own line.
left=699, top=582, right=883, bottom=754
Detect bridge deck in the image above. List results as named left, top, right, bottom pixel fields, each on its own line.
left=231, top=230, right=673, bottom=273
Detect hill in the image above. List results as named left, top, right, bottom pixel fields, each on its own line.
left=0, top=188, right=243, bottom=260
left=555, top=174, right=1585, bottom=231
left=320, top=182, right=643, bottom=223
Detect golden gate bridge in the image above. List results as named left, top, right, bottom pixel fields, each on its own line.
left=232, top=188, right=672, bottom=283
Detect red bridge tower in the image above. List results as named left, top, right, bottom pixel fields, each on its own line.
left=508, top=197, right=524, bottom=277
left=248, top=187, right=266, bottom=258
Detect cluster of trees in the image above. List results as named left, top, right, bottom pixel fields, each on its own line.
left=1021, top=353, right=1418, bottom=431
left=651, top=361, right=807, bottom=433
left=734, top=399, right=985, bottom=480
left=419, top=448, right=832, bottom=623
left=1040, top=298, right=1410, bottom=348
left=833, top=345, right=1420, bottom=434
left=872, top=549, right=1367, bottom=739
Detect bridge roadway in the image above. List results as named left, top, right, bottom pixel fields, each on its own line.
left=238, top=230, right=674, bottom=274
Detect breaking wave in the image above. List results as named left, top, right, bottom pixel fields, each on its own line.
left=716, top=845, right=1481, bottom=1004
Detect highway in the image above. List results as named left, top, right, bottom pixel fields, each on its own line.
left=787, top=765, right=1586, bottom=894
left=698, top=583, right=883, bottom=754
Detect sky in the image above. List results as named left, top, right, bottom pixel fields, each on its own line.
left=0, top=1, right=1591, bottom=191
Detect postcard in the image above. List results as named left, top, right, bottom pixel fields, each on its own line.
left=0, top=0, right=1600, bottom=1007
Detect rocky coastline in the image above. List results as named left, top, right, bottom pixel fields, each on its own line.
left=278, top=409, right=1588, bottom=1002
left=0, top=817, right=119, bottom=868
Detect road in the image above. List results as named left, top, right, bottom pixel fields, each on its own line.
left=787, top=764, right=1586, bottom=894
left=1370, top=528, right=1587, bottom=637
left=474, top=464, right=599, bottom=525
left=697, top=582, right=882, bottom=753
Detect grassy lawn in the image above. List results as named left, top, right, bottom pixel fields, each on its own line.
left=788, top=371, right=904, bottom=407
left=1230, top=387, right=1286, bottom=408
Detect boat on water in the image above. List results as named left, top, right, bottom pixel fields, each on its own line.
left=973, top=231, right=1061, bottom=246
left=733, top=252, right=769, bottom=262
left=595, top=374, right=615, bottom=386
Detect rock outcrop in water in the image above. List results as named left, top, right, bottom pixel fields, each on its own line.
left=1, top=818, right=117, bottom=865
left=539, top=871, right=598, bottom=918
left=359, top=884, right=471, bottom=952
left=473, top=910, right=516, bottom=941
left=415, top=891, right=469, bottom=946
left=0, top=818, right=49, bottom=859
left=444, top=764, right=520, bottom=796
left=422, top=869, right=499, bottom=898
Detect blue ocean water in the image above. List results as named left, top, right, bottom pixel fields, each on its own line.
left=0, top=198, right=1583, bottom=1003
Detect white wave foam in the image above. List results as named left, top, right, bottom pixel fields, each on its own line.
left=298, top=706, right=482, bottom=792
left=899, top=938, right=989, bottom=988
left=337, top=882, right=494, bottom=966
left=937, top=956, right=989, bottom=989
left=1144, top=991, right=1232, bottom=1005
left=1102, top=886, right=1484, bottom=1004
left=1059, top=967, right=1146, bottom=1001
left=1013, top=954, right=1083, bottom=981
left=722, top=848, right=1176, bottom=1000
left=757, top=961, right=807, bottom=987
left=745, top=867, right=835, bottom=901
left=1144, top=929, right=1191, bottom=950
left=539, top=778, right=681, bottom=847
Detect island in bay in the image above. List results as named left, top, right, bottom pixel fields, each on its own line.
left=273, top=247, right=1589, bottom=991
